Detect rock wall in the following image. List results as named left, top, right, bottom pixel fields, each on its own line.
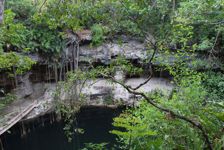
left=0, top=39, right=174, bottom=120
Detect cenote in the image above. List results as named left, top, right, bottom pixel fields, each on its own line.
left=0, top=106, right=123, bottom=150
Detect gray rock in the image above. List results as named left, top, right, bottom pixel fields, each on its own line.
left=13, top=73, right=33, bottom=99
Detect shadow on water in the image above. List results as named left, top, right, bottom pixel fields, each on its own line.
left=1, top=106, right=124, bottom=150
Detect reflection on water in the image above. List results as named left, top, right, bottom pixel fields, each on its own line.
left=1, top=106, right=123, bottom=150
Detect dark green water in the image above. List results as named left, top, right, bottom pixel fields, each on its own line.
left=1, top=106, right=122, bottom=150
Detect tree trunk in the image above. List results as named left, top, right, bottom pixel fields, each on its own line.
left=172, top=0, right=176, bottom=11
left=0, top=0, right=4, bottom=24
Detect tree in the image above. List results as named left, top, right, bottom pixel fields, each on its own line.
left=111, top=70, right=224, bottom=149
left=0, top=0, right=223, bottom=149
left=48, top=1, right=223, bottom=149
left=0, top=0, right=4, bottom=24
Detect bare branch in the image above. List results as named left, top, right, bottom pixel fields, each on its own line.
left=39, top=0, right=47, bottom=13
left=87, top=79, right=104, bottom=87
left=130, top=75, right=152, bottom=91
left=78, top=78, right=88, bottom=98
left=209, top=29, right=220, bottom=60
left=129, top=40, right=157, bottom=91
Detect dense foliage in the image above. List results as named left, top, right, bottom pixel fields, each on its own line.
left=204, top=72, right=224, bottom=102
left=0, top=0, right=224, bottom=149
left=111, top=71, right=224, bottom=149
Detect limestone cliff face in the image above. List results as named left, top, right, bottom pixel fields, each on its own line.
left=0, top=37, right=173, bottom=120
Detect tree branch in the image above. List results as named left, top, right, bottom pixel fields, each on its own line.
left=130, top=75, right=152, bottom=91
left=102, top=73, right=213, bottom=150
left=39, top=0, right=47, bottom=13
left=101, top=1, right=213, bottom=149
left=129, top=40, right=157, bottom=91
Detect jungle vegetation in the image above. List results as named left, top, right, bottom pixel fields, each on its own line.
left=0, top=0, right=224, bottom=149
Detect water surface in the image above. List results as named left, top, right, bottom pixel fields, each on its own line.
left=1, top=106, right=122, bottom=150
